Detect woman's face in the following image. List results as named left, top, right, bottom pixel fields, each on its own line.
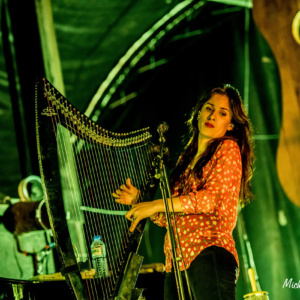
left=198, top=93, right=233, bottom=140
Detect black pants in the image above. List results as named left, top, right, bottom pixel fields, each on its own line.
left=164, top=246, right=238, bottom=300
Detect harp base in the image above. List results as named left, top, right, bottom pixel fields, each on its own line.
left=117, top=252, right=144, bottom=299
left=130, top=288, right=145, bottom=300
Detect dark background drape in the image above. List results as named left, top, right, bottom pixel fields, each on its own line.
left=0, top=1, right=299, bottom=299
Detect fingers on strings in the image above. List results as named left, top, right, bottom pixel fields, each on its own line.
left=112, top=188, right=127, bottom=203
left=112, top=178, right=132, bottom=201
left=125, top=210, right=138, bottom=232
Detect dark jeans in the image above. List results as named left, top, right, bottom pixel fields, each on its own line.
left=164, top=246, right=238, bottom=300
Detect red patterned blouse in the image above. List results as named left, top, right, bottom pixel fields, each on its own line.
left=151, top=139, right=242, bottom=274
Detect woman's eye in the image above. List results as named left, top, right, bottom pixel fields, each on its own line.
left=220, top=112, right=227, bottom=116
left=205, top=106, right=212, bottom=111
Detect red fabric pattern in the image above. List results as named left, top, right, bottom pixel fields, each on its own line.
left=151, top=139, right=242, bottom=273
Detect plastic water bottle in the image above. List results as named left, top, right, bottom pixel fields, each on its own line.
left=91, top=235, right=109, bottom=278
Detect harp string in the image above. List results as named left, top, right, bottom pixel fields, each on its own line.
left=44, top=83, right=92, bottom=298
left=47, top=88, right=102, bottom=298
left=72, top=117, right=108, bottom=298
left=130, top=144, right=144, bottom=201
left=135, top=142, right=150, bottom=201
left=99, top=142, right=125, bottom=277
left=90, top=137, right=115, bottom=297
left=46, top=91, right=85, bottom=258
left=125, top=144, right=139, bottom=199
left=57, top=103, right=101, bottom=299
left=42, top=85, right=97, bottom=299
left=112, top=145, right=131, bottom=246
left=83, top=123, right=127, bottom=296
left=74, top=126, right=101, bottom=299
left=102, top=142, right=128, bottom=268
left=101, top=140, right=128, bottom=289
left=42, top=80, right=155, bottom=299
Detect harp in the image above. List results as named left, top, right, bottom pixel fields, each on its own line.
left=35, top=78, right=158, bottom=299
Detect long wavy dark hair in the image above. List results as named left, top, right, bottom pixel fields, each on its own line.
left=170, top=84, right=254, bottom=206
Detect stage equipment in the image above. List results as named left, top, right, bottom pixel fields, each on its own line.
left=0, top=277, right=73, bottom=300
left=153, top=122, right=191, bottom=300
left=243, top=268, right=269, bottom=300
left=35, top=78, right=158, bottom=299
left=237, top=210, right=269, bottom=300
left=17, top=175, right=44, bottom=202
left=1, top=175, right=49, bottom=234
left=1, top=200, right=50, bottom=235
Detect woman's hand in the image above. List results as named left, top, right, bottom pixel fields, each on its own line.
left=125, top=200, right=161, bottom=232
left=112, top=178, right=140, bottom=205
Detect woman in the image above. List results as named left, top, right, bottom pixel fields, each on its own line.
left=113, top=83, right=254, bottom=299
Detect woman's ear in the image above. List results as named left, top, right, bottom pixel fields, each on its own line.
left=227, top=123, right=234, bottom=131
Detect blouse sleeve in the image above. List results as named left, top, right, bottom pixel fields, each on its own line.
left=150, top=212, right=167, bottom=227
left=179, top=141, right=242, bottom=214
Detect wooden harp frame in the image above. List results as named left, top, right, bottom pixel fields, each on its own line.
left=35, top=78, right=158, bottom=299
